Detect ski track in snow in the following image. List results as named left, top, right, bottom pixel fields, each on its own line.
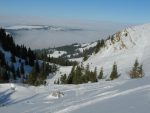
left=0, top=78, right=150, bottom=113
left=55, top=85, right=150, bottom=113
left=9, top=80, right=148, bottom=113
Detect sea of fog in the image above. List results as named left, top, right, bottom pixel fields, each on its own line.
left=5, top=24, right=130, bottom=49
left=11, top=29, right=104, bottom=49
left=1, top=16, right=132, bottom=49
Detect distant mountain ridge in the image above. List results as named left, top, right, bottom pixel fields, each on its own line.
left=5, top=25, right=83, bottom=31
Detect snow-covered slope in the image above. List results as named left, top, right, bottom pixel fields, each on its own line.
left=77, top=42, right=97, bottom=52
left=84, top=23, right=150, bottom=79
left=1, top=76, right=150, bottom=113
left=1, top=24, right=150, bottom=113
left=47, top=51, right=67, bottom=58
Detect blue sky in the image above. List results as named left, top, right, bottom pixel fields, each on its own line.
left=0, top=0, right=150, bottom=24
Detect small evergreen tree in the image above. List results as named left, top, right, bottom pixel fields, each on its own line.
left=87, top=67, right=97, bottom=83
left=130, top=59, right=144, bottom=78
left=27, top=72, right=36, bottom=85
left=98, top=67, right=103, bottom=79
left=94, top=39, right=105, bottom=54
left=73, top=66, right=82, bottom=84
left=83, top=50, right=88, bottom=61
left=27, top=62, right=38, bottom=85
left=11, top=54, right=16, bottom=63
left=139, top=64, right=144, bottom=77
left=60, top=74, right=67, bottom=84
left=35, top=60, right=40, bottom=73
left=20, top=63, right=25, bottom=75
left=95, top=40, right=100, bottom=53
left=110, top=62, right=118, bottom=80
left=16, top=67, right=21, bottom=78
left=67, top=65, right=75, bottom=84
left=84, top=64, right=90, bottom=82
left=11, top=63, right=16, bottom=80
left=93, top=67, right=98, bottom=82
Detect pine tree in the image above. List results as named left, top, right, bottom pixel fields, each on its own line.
left=95, top=40, right=100, bottom=53
left=3, top=70, right=9, bottom=82
left=110, top=62, right=118, bottom=80
left=59, top=64, right=99, bottom=84
left=92, top=67, right=98, bottom=82
left=60, top=74, right=67, bottom=84
left=94, top=39, right=105, bottom=54
left=84, top=64, right=90, bottom=82
left=35, top=60, right=40, bottom=73
left=130, top=59, right=144, bottom=78
left=11, top=54, right=16, bottom=63
left=16, top=67, right=20, bottom=78
left=67, top=65, right=75, bottom=84
left=27, top=73, right=36, bottom=85
left=20, top=63, right=25, bottom=75
left=27, top=66, right=37, bottom=85
left=100, top=39, right=105, bottom=47
left=73, top=66, right=82, bottom=84
left=83, top=50, right=88, bottom=61
left=138, top=64, right=144, bottom=78
left=98, top=67, right=103, bottom=79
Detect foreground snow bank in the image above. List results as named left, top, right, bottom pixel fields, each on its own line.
left=1, top=76, right=150, bottom=113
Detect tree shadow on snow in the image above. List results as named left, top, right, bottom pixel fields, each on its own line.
left=0, top=89, right=15, bottom=107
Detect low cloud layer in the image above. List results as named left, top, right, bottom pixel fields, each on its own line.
left=0, top=15, right=131, bottom=49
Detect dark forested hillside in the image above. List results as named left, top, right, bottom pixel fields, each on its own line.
left=0, top=28, right=56, bottom=84
left=0, top=28, right=36, bottom=66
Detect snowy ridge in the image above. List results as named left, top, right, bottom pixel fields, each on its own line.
left=5, top=25, right=83, bottom=31
left=84, top=23, right=150, bottom=79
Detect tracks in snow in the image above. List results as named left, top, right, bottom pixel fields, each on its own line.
left=20, top=80, right=150, bottom=113
left=54, top=84, right=150, bottom=113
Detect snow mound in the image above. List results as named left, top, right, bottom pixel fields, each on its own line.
left=10, top=83, right=16, bottom=91
left=47, top=90, right=64, bottom=99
